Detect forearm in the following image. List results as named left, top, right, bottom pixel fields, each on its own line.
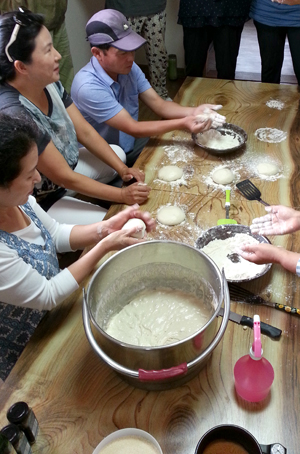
left=69, top=223, right=104, bottom=250
left=60, top=171, right=125, bottom=203
left=151, top=100, right=194, bottom=120
left=67, top=240, right=111, bottom=283
left=126, top=117, right=189, bottom=138
left=275, top=249, right=300, bottom=273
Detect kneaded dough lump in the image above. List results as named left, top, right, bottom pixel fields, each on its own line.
left=257, top=162, right=279, bottom=176
left=212, top=167, right=234, bottom=184
left=122, top=218, right=146, bottom=238
left=158, top=165, right=183, bottom=182
left=157, top=206, right=185, bottom=226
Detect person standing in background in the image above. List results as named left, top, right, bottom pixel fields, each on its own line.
left=105, top=0, right=170, bottom=100
left=250, top=0, right=300, bottom=85
left=0, top=0, right=74, bottom=92
left=178, top=0, right=251, bottom=80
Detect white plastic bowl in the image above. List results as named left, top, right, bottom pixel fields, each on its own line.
left=92, top=428, right=163, bottom=454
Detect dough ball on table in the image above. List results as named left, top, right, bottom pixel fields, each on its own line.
left=122, top=218, right=146, bottom=238
left=157, top=206, right=186, bottom=226
left=212, top=167, right=234, bottom=184
left=158, top=165, right=183, bottom=182
left=257, top=162, right=279, bottom=176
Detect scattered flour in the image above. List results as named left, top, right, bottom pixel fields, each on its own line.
left=254, top=128, right=287, bottom=143
left=266, top=99, right=285, bottom=110
left=201, top=233, right=269, bottom=281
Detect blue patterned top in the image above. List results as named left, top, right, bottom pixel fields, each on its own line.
left=0, top=202, right=60, bottom=381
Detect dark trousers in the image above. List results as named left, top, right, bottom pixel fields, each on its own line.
left=254, top=20, right=300, bottom=85
left=182, top=24, right=244, bottom=80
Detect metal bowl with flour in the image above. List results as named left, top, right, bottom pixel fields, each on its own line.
left=196, top=224, right=272, bottom=283
left=192, top=123, right=247, bottom=156
left=83, top=241, right=230, bottom=390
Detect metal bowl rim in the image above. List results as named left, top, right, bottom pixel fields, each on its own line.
left=87, top=240, right=227, bottom=350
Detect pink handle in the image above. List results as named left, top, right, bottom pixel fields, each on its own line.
left=252, top=315, right=262, bottom=358
left=138, top=363, right=188, bottom=381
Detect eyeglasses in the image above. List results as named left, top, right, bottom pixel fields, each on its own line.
left=5, top=7, right=32, bottom=63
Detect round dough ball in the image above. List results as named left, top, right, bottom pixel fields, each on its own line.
left=257, top=162, right=279, bottom=176
left=212, top=168, right=234, bottom=185
left=157, top=206, right=185, bottom=226
left=158, top=165, right=183, bottom=182
left=122, top=218, right=146, bottom=239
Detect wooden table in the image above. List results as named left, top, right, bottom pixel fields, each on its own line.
left=1, top=78, right=300, bottom=454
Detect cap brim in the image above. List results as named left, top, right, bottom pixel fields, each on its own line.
left=111, top=31, right=146, bottom=51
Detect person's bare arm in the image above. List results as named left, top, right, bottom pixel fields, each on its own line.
left=67, top=103, right=144, bottom=183
left=37, top=141, right=150, bottom=204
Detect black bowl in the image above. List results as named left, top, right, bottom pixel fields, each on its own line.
left=195, top=224, right=271, bottom=282
left=192, top=123, right=247, bottom=156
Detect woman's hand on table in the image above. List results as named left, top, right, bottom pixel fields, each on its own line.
left=120, top=182, right=151, bottom=205
left=237, top=243, right=282, bottom=265
left=120, top=166, right=145, bottom=183
left=250, top=205, right=300, bottom=235
left=237, top=242, right=300, bottom=274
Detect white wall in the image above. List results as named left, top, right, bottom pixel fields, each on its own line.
left=65, top=0, right=184, bottom=74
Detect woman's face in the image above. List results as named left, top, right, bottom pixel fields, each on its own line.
left=23, top=25, right=61, bottom=86
left=0, top=144, right=41, bottom=207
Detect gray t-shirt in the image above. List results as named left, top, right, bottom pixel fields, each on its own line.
left=105, top=0, right=166, bottom=16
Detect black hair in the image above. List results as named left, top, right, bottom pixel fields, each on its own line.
left=0, top=10, right=44, bottom=83
left=0, top=113, right=39, bottom=188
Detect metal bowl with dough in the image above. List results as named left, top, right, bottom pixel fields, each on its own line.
left=83, top=241, right=230, bottom=390
left=192, top=123, right=247, bottom=155
left=195, top=224, right=272, bottom=283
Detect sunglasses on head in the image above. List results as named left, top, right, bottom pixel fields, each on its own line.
left=5, top=7, right=34, bottom=62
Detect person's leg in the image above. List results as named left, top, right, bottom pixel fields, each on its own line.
left=50, top=21, right=74, bottom=93
left=74, top=145, right=126, bottom=184
left=48, top=196, right=107, bottom=224
left=127, top=12, right=169, bottom=99
left=287, top=26, right=300, bottom=85
left=213, top=24, right=244, bottom=80
left=182, top=26, right=211, bottom=77
left=125, top=137, right=149, bottom=168
left=253, top=20, right=286, bottom=84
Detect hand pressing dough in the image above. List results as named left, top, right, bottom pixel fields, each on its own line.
left=122, top=218, right=146, bottom=238
left=158, top=165, right=183, bottom=182
left=212, top=167, right=234, bottom=184
left=257, top=162, right=279, bottom=176
left=157, top=206, right=185, bottom=226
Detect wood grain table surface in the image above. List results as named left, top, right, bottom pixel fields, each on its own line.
left=0, top=78, right=300, bottom=454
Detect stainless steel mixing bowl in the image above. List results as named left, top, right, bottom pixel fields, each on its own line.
left=83, top=241, right=230, bottom=390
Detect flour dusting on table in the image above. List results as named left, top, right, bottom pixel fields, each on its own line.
left=266, top=99, right=285, bottom=110
left=254, top=128, right=287, bottom=143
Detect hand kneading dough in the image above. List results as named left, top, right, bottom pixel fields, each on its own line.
left=158, top=165, right=183, bottom=182
left=122, top=218, right=146, bottom=238
left=157, top=206, right=185, bottom=226
left=257, top=162, right=279, bottom=176
left=212, top=167, right=234, bottom=184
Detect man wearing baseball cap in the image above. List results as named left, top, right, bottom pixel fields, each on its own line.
left=71, top=9, right=226, bottom=167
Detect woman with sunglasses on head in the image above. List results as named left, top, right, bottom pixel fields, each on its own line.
left=0, top=8, right=151, bottom=225
left=0, top=112, right=155, bottom=380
